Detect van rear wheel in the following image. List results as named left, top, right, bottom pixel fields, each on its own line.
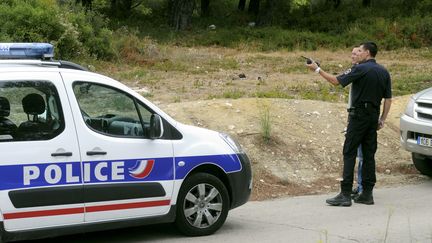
left=175, top=173, right=229, bottom=236
left=412, top=153, right=432, bottom=177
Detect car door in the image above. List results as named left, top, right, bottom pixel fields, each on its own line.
left=0, top=72, right=83, bottom=231
left=61, top=72, right=174, bottom=222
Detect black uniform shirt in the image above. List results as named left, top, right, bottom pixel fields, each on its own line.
left=337, top=59, right=392, bottom=108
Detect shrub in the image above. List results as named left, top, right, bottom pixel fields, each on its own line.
left=0, top=0, right=64, bottom=42
left=258, top=100, right=272, bottom=143
left=63, top=5, right=115, bottom=59
left=0, top=0, right=115, bottom=60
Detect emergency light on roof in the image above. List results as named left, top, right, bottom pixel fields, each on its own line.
left=0, top=43, right=54, bottom=59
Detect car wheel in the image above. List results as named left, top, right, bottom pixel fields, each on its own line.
left=412, top=153, right=432, bottom=176
left=175, top=173, right=229, bottom=236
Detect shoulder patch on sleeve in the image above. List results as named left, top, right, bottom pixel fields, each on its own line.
left=343, top=68, right=352, bottom=75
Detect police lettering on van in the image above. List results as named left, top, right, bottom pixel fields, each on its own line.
left=0, top=43, right=251, bottom=243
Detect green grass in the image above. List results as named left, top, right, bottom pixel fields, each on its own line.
left=208, top=58, right=239, bottom=70
left=152, top=60, right=188, bottom=72
left=393, top=74, right=432, bottom=96
left=223, top=89, right=246, bottom=99
left=173, top=96, right=181, bottom=103
left=116, top=68, right=149, bottom=81
left=292, top=82, right=347, bottom=102
left=255, top=89, right=294, bottom=99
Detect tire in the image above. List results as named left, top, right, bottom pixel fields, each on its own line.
left=412, top=153, right=432, bottom=177
left=175, top=173, right=230, bottom=236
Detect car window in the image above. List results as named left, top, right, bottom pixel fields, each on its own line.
left=0, top=80, right=65, bottom=142
left=73, top=82, right=153, bottom=138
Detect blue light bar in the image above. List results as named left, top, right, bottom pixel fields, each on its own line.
left=0, top=43, right=54, bottom=59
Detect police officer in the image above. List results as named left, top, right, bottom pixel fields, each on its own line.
left=347, top=46, right=364, bottom=197
left=306, top=42, right=392, bottom=206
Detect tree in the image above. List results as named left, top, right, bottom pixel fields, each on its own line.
left=248, top=0, right=260, bottom=15
left=257, top=0, right=276, bottom=25
left=238, top=0, right=247, bottom=11
left=257, top=0, right=288, bottom=26
left=169, top=0, right=196, bottom=31
left=201, top=0, right=210, bottom=16
left=110, top=0, right=144, bottom=18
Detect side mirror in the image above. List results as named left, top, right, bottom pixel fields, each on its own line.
left=149, top=114, right=164, bottom=139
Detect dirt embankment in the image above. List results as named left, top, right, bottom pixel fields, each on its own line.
left=160, top=95, right=427, bottom=200
left=114, top=46, right=432, bottom=201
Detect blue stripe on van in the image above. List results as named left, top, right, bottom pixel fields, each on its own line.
left=175, top=154, right=241, bottom=179
left=0, top=154, right=241, bottom=190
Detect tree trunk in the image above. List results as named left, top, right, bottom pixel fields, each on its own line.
left=257, top=0, right=278, bottom=26
left=201, top=0, right=210, bottom=16
left=248, top=0, right=260, bottom=16
left=238, top=0, right=247, bottom=11
left=170, top=0, right=196, bottom=31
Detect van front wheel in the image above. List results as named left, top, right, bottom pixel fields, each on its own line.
left=175, top=173, right=229, bottom=236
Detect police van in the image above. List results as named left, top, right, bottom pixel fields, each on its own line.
left=0, top=43, right=252, bottom=242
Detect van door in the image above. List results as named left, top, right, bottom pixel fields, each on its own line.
left=61, top=73, right=174, bottom=222
left=0, top=72, right=83, bottom=231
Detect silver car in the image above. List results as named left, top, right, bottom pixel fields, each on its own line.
left=400, top=87, right=432, bottom=176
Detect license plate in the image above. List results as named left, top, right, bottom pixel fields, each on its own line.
left=418, top=136, right=432, bottom=147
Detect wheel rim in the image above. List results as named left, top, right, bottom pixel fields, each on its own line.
left=183, top=183, right=223, bottom=229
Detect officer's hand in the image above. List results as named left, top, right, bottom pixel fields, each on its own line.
left=306, top=62, right=319, bottom=71
left=377, top=119, right=385, bottom=130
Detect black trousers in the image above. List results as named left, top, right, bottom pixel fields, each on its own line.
left=341, top=107, right=379, bottom=193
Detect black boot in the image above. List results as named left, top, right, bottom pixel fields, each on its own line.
left=353, top=191, right=374, bottom=205
left=351, top=187, right=359, bottom=198
left=326, top=192, right=352, bottom=206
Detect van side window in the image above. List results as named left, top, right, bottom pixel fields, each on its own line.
left=0, top=81, right=65, bottom=142
left=73, top=82, right=153, bottom=138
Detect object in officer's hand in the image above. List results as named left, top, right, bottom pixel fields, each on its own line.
left=301, top=56, right=320, bottom=67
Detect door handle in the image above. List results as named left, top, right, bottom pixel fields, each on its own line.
left=51, top=152, right=73, bottom=157
left=86, top=151, right=107, bottom=156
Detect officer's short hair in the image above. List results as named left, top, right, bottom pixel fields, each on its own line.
left=360, top=41, right=378, bottom=57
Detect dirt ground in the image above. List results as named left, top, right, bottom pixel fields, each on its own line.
left=159, top=96, right=426, bottom=201
left=102, top=46, right=431, bottom=201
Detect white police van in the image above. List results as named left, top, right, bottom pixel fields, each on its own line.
left=0, top=43, right=252, bottom=242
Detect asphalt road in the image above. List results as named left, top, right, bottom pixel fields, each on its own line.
left=27, top=180, right=432, bottom=243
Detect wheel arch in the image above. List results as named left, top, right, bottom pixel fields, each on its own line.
left=183, top=164, right=232, bottom=207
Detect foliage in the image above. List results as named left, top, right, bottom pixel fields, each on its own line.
left=0, top=0, right=63, bottom=42
left=0, top=0, right=114, bottom=60
left=3, top=0, right=432, bottom=60
left=113, top=27, right=162, bottom=64
left=61, top=5, right=115, bottom=59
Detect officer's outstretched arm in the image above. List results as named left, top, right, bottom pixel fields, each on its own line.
left=306, top=62, right=339, bottom=86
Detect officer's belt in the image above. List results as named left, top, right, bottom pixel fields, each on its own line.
left=347, top=102, right=378, bottom=113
